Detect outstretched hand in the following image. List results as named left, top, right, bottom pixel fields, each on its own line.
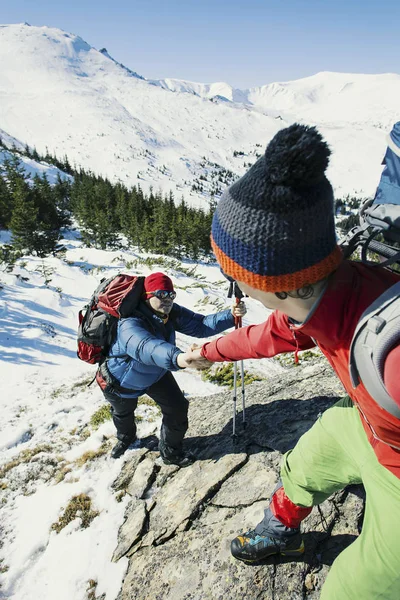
left=177, top=345, right=213, bottom=370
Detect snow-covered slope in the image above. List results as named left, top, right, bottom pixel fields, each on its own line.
left=0, top=23, right=398, bottom=204
left=162, top=71, right=400, bottom=129
left=149, top=78, right=249, bottom=104
left=0, top=24, right=281, bottom=207
left=0, top=129, right=72, bottom=185
left=0, top=233, right=283, bottom=599
left=244, top=71, right=400, bottom=127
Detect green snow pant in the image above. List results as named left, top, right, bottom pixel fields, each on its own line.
left=280, top=396, right=400, bottom=600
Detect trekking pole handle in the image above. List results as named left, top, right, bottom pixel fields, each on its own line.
left=234, top=297, right=242, bottom=329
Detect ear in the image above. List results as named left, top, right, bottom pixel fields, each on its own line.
left=275, top=291, right=288, bottom=300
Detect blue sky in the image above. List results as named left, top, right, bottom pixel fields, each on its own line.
left=3, top=0, right=400, bottom=88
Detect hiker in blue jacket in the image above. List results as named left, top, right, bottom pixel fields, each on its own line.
left=96, top=271, right=246, bottom=463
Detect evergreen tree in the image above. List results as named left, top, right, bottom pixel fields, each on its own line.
left=62, top=154, right=73, bottom=175
left=151, top=193, right=171, bottom=253
left=0, top=174, right=12, bottom=229
left=71, top=172, right=120, bottom=248
left=164, top=192, right=179, bottom=256
left=53, top=174, right=72, bottom=229
left=9, top=179, right=39, bottom=253
left=32, top=173, right=59, bottom=229
left=122, top=187, right=143, bottom=249
left=2, top=155, right=27, bottom=195
left=31, top=147, right=40, bottom=162
left=32, top=221, right=61, bottom=257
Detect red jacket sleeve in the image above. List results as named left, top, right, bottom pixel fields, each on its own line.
left=383, top=344, right=400, bottom=408
left=201, top=310, right=316, bottom=362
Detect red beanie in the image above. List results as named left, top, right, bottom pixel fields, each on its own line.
left=143, top=272, right=174, bottom=294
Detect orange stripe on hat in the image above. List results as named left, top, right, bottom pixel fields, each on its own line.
left=211, top=237, right=342, bottom=292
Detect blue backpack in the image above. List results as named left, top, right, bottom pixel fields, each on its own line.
left=341, top=122, right=400, bottom=418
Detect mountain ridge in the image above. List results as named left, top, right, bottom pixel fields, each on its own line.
left=0, top=22, right=398, bottom=205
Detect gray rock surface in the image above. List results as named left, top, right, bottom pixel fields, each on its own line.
left=112, top=500, right=147, bottom=562
left=113, top=362, right=365, bottom=600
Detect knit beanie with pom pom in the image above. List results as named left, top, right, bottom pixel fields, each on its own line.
left=211, top=124, right=343, bottom=292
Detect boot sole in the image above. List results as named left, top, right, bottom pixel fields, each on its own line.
left=233, top=540, right=305, bottom=563
left=282, top=541, right=305, bottom=556
left=111, top=438, right=137, bottom=459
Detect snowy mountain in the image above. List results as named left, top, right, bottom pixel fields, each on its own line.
left=0, top=23, right=280, bottom=208
left=0, top=23, right=399, bottom=205
left=148, top=78, right=250, bottom=105
left=159, top=71, right=400, bottom=129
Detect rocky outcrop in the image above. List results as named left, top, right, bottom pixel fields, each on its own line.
left=113, top=362, right=365, bottom=600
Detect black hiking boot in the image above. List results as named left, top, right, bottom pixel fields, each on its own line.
left=111, top=437, right=136, bottom=459
left=159, top=444, right=195, bottom=468
left=231, top=528, right=304, bottom=563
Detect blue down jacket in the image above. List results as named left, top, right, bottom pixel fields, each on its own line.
left=106, top=301, right=234, bottom=396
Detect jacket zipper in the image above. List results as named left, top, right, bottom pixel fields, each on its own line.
left=353, top=399, right=400, bottom=451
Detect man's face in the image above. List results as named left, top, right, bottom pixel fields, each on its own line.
left=146, top=290, right=176, bottom=315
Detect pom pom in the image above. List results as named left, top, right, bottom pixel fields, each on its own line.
left=265, top=124, right=331, bottom=187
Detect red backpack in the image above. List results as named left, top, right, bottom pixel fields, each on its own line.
left=77, top=274, right=145, bottom=364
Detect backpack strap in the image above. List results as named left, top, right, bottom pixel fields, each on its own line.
left=98, top=361, right=138, bottom=395
left=349, top=281, right=400, bottom=418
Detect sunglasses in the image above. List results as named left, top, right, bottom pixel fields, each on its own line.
left=147, top=290, right=177, bottom=300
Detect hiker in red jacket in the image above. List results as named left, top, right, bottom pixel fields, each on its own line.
left=188, top=124, right=400, bottom=599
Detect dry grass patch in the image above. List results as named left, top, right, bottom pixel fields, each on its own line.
left=90, top=405, right=112, bottom=430
left=274, top=348, right=323, bottom=367
left=86, top=578, right=105, bottom=600
left=79, top=428, right=91, bottom=440
left=115, top=490, right=126, bottom=503
left=75, top=441, right=111, bottom=467
left=86, top=579, right=97, bottom=600
left=0, top=559, right=9, bottom=574
left=72, top=376, right=95, bottom=390
left=53, top=465, right=72, bottom=484
left=87, top=579, right=96, bottom=599
left=201, top=363, right=263, bottom=388
left=138, top=395, right=161, bottom=414
left=50, top=387, right=64, bottom=399
left=51, top=493, right=99, bottom=533
left=0, top=444, right=52, bottom=479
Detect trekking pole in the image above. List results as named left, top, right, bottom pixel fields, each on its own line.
left=227, top=279, right=246, bottom=442
left=232, top=347, right=238, bottom=443
left=234, top=298, right=247, bottom=430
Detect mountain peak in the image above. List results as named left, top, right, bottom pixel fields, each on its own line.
left=0, top=22, right=398, bottom=205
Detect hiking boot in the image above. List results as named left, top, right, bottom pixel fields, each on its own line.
left=111, top=437, right=136, bottom=459
left=160, top=448, right=195, bottom=468
left=231, top=528, right=304, bottom=563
